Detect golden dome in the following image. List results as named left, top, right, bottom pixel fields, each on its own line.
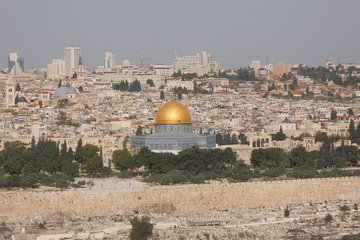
left=155, top=100, right=192, bottom=125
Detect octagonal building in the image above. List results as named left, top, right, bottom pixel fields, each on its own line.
left=131, top=100, right=216, bottom=153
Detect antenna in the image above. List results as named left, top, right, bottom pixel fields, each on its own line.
left=174, top=51, right=178, bottom=58
left=70, top=32, right=74, bottom=47
left=140, top=50, right=144, bottom=66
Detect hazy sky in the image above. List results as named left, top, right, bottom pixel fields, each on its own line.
left=1, top=0, right=360, bottom=69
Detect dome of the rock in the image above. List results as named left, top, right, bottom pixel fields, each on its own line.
left=155, top=100, right=192, bottom=125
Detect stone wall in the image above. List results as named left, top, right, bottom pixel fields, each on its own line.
left=0, top=177, right=359, bottom=223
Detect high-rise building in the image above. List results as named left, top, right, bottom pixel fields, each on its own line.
left=172, top=51, right=220, bottom=76
left=250, top=60, right=261, bottom=70
left=272, top=62, right=292, bottom=77
left=8, top=52, right=24, bottom=74
left=47, top=59, right=66, bottom=80
left=104, top=52, right=116, bottom=71
left=64, top=47, right=81, bottom=75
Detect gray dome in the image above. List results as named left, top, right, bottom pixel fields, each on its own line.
left=17, top=96, right=27, bottom=103
left=53, top=86, right=78, bottom=99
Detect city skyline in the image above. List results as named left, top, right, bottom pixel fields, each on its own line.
left=1, top=0, right=360, bottom=69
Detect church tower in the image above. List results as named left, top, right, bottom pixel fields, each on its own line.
left=5, top=76, right=16, bottom=109
left=77, top=56, right=84, bottom=80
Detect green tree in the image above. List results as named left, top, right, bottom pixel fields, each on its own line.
left=1, top=141, right=27, bottom=174
left=82, top=144, right=103, bottom=176
left=129, top=216, right=153, bottom=240
left=284, top=206, right=290, bottom=217
left=250, top=148, right=289, bottom=169
left=315, top=132, right=328, bottom=143
left=83, top=144, right=100, bottom=161
left=216, top=133, right=223, bottom=145
left=74, top=138, right=83, bottom=163
left=146, top=79, right=155, bottom=87
left=330, top=110, right=337, bottom=121
left=353, top=122, right=360, bottom=144
left=136, top=126, right=143, bottom=136
left=349, top=119, right=356, bottom=143
left=112, top=149, right=134, bottom=171
left=230, top=134, right=238, bottom=144
left=272, top=127, right=287, bottom=141
left=238, top=133, right=249, bottom=145
left=61, top=160, right=79, bottom=177
left=324, top=214, right=333, bottom=226
left=129, top=80, right=141, bottom=92
left=16, top=82, right=21, bottom=91
left=31, top=136, right=36, bottom=150
left=223, top=133, right=231, bottom=145
left=86, top=180, right=95, bottom=189
left=86, top=157, right=103, bottom=176
left=232, top=161, right=252, bottom=181
left=289, top=78, right=299, bottom=90
left=339, top=204, right=350, bottom=214
left=60, top=140, right=67, bottom=160
left=0, top=169, right=7, bottom=187
left=177, top=91, right=182, bottom=100
left=160, top=90, right=165, bottom=100
left=318, top=135, right=334, bottom=168
left=289, top=146, right=307, bottom=167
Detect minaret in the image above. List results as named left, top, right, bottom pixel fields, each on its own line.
left=5, top=76, right=16, bottom=109
left=31, top=113, right=40, bottom=140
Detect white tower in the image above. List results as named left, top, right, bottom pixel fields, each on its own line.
left=31, top=114, right=40, bottom=140
left=104, top=52, right=116, bottom=71
left=5, top=76, right=16, bottom=109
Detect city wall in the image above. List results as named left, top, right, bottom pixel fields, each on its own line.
left=0, top=177, right=359, bottom=223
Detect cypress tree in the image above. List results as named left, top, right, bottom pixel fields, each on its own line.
left=349, top=119, right=356, bottom=143
left=354, top=122, right=360, bottom=145
left=31, top=136, right=36, bottom=150
left=67, top=147, right=74, bottom=161
left=75, top=138, right=83, bottom=163
left=160, top=90, right=165, bottom=100
left=16, top=82, right=21, bottom=91
left=60, top=140, right=67, bottom=159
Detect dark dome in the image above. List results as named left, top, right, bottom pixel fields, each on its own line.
left=17, top=96, right=27, bottom=103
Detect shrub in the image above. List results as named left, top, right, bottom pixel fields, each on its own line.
left=291, top=166, right=317, bottom=179
left=284, top=206, right=290, bottom=217
left=263, top=167, right=285, bottom=178
left=129, top=216, right=153, bottom=240
left=160, top=170, right=188, bottom=185
left=118, top=170, right=135, bottom=179
left=339, top=204, right=350, bottom=213
left=324, top=214, right=333, bottom=225
left=232, top=162, right=253, bottom=181
left=190, top=173, right=207, bottom=184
